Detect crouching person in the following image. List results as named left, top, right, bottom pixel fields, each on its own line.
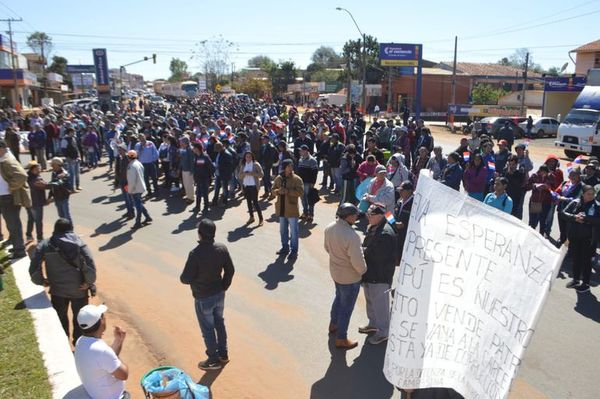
left=74, top=304, right=130, bottom=399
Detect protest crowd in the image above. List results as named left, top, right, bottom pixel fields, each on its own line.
left=0, top=91, right=597, bottom=399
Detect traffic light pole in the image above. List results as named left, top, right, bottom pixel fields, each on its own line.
left=119, top=54, right=156, bottom=100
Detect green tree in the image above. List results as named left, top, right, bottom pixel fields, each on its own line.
left=341, top=35, right=383, bottom=84
left=267, top=60, right=297, bottom=95
left=498, top=48, right=544, bottom=73
left=247, top=55, right=276, bottom=70
left=546, top=66, right=561, bottom=76
left=311, top=46, right=343, bottom=68
left=46, top=56, right=67, bottom=75
left=307, top=68, right=342, bottom=83
left=26, top=31, right=53, bottom=61
left=169, top=58, right=189, bottom=82
left=232, top=79, right=272, bottom=98
left=470, top=83, right=506, bottom=105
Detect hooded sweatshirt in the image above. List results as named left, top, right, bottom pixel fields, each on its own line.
left=29, top=232, right=96, bottom=298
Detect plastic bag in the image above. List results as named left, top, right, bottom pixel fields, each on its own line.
left=141, top=366, right=209, bottom=399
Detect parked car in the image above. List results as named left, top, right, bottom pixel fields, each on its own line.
left=479, top=117, right=523, bottom=138
left=519, top=117, right=560, bottom=138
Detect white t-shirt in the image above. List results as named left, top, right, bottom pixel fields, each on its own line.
left=74, top=336, right=125, bottom=399
left=0, top=169, right=10, bottom=196
left=243, top=162, right=255, bottom=186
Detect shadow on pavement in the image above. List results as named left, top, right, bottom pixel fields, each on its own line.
left=227, top=224, right=257, bottom=242
left=98, top=229, right=134, bottom=251
left=310, top=336, right=393, bottom=399
left=14, top=291, right=52, bottom=310
left=574, top=291, right=600, bottom=323
left=90, top=218, right=127, bottom=237
left=257, top=256, right=296, bottom=290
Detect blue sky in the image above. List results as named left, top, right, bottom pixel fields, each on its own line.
left=2, top=0, right=599, bottom=80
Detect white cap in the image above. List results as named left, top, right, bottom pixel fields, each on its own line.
left=77, top=304, right=107, bottom=329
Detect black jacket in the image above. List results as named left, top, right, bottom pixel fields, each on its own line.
left=193, top=154, right=215, bottom=182
left=180, top=241, right=235, bottom=299
left=215, top=149, right=235, bottom=180
left=326, top=142, right=346, bottom=168
left=561, top=199, right=600, bottom=243
left=260, top=143, right=278, bottom=169
left=29, top=232, right=96, bottom=299
left=47, top=168, right=70, bottom=201
left=362, top=221, right=397, bottom=284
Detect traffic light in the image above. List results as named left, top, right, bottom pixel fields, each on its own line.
left=152, top=54, right=157, bottom=64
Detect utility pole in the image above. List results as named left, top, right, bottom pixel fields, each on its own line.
left=361, top=33, right=367, bottom=115
left=346, top=56, right=351, bottom=112
left=40, top=39, right=47, bottom=98
left=520, top=52, right=529, bottom=117
left=231, top=62, right=235, bottom=86
left=451, top=36, right=457, bottom=105
left=1, top=18, right=22, bottom=107
left=387, top=66, right=393, bottom=113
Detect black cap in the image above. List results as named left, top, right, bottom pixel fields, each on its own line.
left=336, top=203, right=359, bottom=218
left=299, top=144, right=309, bottom=151
left=369, top=204, right=386, bottom=215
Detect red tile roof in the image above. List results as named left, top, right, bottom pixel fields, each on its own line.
left=572, top=39, right=600, bottom=53
left=442, top=62, right=541, bottom=77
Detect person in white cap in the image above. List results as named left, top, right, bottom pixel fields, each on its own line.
left=74, top=304, right=130, bottom=399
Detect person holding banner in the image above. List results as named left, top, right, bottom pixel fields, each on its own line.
left=393, top=181, right=414, bottom=265
left=360, top=204, right=397, bottom=345
left=324, top=203, right=367, bottom=349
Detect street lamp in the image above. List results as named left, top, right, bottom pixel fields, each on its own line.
left=336, top=7, right=367, bottom=114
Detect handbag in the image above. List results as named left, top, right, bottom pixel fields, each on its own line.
left=529, top=201, right=543, bottom=214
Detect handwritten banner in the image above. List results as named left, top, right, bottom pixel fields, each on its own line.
left=384, top=171, right=566, bottom=399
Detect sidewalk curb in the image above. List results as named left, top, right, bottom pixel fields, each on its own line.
left=11, top=257, right=91, bottom=399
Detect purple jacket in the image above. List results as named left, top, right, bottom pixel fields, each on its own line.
left=463, top=166, right=488, bottom=193
left=28, top=130, right=46, bottom=149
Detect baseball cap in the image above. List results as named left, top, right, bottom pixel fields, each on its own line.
left=375, top=165, right=387, bottom=174
left=515, top=143, right=526, bottom=150
left=368, top=203, right=386, bottom=214
left=77, top=304, right=107, bottom=329
left=299, top=144, right=309, bottom=151
left=498, top=139, right=508, bottom=146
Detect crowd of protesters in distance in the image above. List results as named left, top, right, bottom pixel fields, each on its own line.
left=0, top=90, right=596, bottom=399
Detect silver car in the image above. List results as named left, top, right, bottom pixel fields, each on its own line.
left=518, top=117, right=560, bottom=138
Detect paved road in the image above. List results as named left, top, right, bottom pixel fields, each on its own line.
left=33, top=128, right=599, bottom=399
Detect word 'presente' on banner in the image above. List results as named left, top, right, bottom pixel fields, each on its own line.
left=383, top=171, right=566, bottom=399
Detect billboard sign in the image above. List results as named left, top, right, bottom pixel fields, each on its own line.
left=380, top=43, right=421, bottom=66
left=66, top=65, right=96, bottom=74
left=448, top=104, right=522, bottom=117
left=543, top=76, right=586, bottom=92
left=92, top=48, right=110, bottom=93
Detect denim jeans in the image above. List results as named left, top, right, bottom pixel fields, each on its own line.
left=262, top=163, right=272, bottom=193
left=544, top=203, right=557, bottom=236
left=331, top=167, right=342, bottom=191
left=55, top=199, right=72, bottom=223
left=529, top=203, right=551, bottom=235
left=301, top=183, right=314, bottom=215
left=213, top=175, right=230, bottom=203
left=26, top=206, right=44, bottom=239
left=86, top=148, right=97, bottom=167
left=0, top=195, right=24, bottom=252
left=279, top=217, right=299, bottom=253
left=142, top=162, right=159, bottom=193
left=129, top=193, right=150, bottom=224
left=330, top=282, right=361, bottom=339
left=66, top=159, right=80, bottom=190
left=194, top=291, right=227, bottom=362
left=121, top=186, right=134, bottom=215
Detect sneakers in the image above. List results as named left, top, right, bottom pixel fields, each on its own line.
left=276, top=248, right=289, bottom=256
left=198, top=359, right=223, bottom=371
left=576, top=283, right=591, bottom=293
left=246, top=217, right=255, bottom=225
left=219, top=355, right=230, bottom=365
left=335, top=339, right=358, bottom=349
left=368, top=336, right=388, bottom=345
left=566, top=280, right=581, bottom=289
left=131, top=223, right=143, bottom=230
left=143, top=217, right=153, bottom=225
left=288, top=251, right=298, bottom=260
left=358, top=326, right=378, bottom=334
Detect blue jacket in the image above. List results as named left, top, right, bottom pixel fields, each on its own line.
left=179, top=147, right=195, bottom=172
left=215, top=150, right=234, bottom=180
